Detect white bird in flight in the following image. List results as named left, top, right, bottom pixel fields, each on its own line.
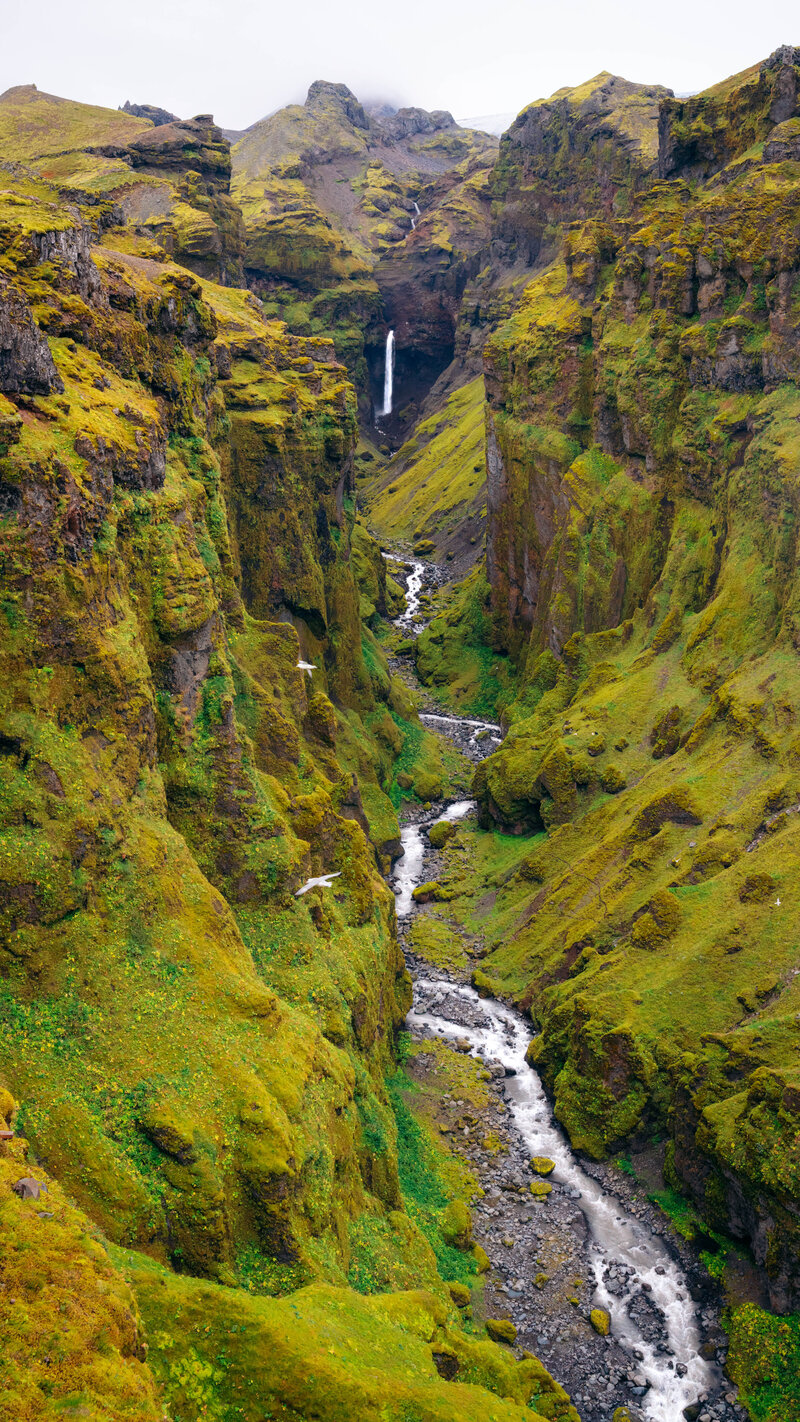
left=297, top=661, right=317, bottom=676
left=295, top=872, right=341, bottom=897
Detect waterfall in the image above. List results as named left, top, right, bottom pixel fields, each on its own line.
left=382, top=329, right=395, bottom=417
left=410, top=200, right=420, bottom=231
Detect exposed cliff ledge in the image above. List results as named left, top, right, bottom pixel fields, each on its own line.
left=658, top=44, right=800, bottom=181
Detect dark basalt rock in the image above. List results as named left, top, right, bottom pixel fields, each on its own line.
left=128, top=115, right=232, bottom=187
left=0, top=282, right=64, bottom=395
left=121, top=99, right=180, bottom=127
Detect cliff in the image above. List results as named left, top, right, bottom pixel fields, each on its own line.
left=0, top=122, right=577, bottom=1419
left=471, top=46, right=800, bottom=1317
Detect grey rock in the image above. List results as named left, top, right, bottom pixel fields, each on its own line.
left=0, top=282, right=64, bottom=395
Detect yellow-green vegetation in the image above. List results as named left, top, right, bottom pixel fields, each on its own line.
left=0, top=83, right=150, bottom=161
left=119, top=1248, right=574, bottom=1422
left=463, top=51, right=800, bottom=1390
left=416, top=566, right=516, bottom=716
left=365, top=377, right=487, bottom=558
left=0, top=1127, right=161, bottom=1419
left=725, top=1302, right=800, bottom=1421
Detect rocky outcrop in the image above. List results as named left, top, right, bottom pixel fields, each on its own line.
left=128, top=114, right=233, bottom=183
left=491, top=73, right=670, bottom=266
left=0, top=280, right=64, bottom=393
left=659, top=45, right=800, bottom=181
left=121, top=99, right=179, bottom=126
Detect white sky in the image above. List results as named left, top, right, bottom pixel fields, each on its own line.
left=0, top=0, right=796, bottom=132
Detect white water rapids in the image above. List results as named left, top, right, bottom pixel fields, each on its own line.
left=382, top=555, right=425, bottom=630
left=387, top=552, right=719, bottom=1419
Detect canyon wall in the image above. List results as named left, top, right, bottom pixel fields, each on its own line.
left=475, top=48, right=800, bottom=1310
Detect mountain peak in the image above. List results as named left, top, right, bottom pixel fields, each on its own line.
left=305, top=80, right=370, bottom=130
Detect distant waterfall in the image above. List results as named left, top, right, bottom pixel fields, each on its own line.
left=382, top=329, right=395, bottom=417
left=410, top=200, right=420, bottom=230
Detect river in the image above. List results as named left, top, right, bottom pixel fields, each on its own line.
left=385, top=554, right=741, bottom=1422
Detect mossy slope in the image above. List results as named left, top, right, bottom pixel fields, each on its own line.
left=364, top=376, right=486, bottom=562
left=469, top=46, right=800, bottom=1323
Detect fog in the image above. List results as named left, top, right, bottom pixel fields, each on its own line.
left=0, top=0, right=796, bottom=132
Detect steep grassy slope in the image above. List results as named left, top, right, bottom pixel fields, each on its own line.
left=364, top=376, right=486, bottom=560
left=469, top=47, right=800, bottom=1328
left=1, top=1118, right=161, bottom=1420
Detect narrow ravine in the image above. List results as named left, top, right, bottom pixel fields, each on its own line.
left=386, top=554, right=743, bottom=1422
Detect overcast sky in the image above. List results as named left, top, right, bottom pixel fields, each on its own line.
left=1, top=0, right=796, bottom=131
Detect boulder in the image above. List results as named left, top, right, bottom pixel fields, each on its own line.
left=530, top=1156, right=556, bottom=1176
left=485, top=1317, right=517, bottom=1345
left=590, top=1307, right=611, bottom=1336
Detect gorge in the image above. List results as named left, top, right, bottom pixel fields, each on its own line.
left=1, top=40, right=800, bottom=1422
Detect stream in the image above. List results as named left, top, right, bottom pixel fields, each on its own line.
left=385, top=555, right=741, bottom=1422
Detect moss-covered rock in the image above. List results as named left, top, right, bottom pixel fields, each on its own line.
left=485, top=1316, right=517, bottom=1345
left=530, top=1156, right=556, bottom=1176
left=428, top=818, right=457, bottom=849
left=441, top=1198, right=473, bottom=1249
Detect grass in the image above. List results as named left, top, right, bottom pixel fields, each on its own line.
left=388, top=1069, right=479, bottom=1289
left=726, top=1304, right=800, bottom=1421
left=364, top=379, right=487, bottom=553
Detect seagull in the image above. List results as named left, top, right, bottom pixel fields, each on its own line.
left=295, top=872, right=341, bottom=897
left=775, top=898, right=781, bottom=907
left=297, top=661, right=317, bottom=677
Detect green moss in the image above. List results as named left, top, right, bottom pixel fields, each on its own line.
left=416, top=567, right=515, bottom=718
left=0, top=1134, right=161, bottom=1420
left=365, top=379, right=487, bottom=556
left=726, top=1303, right=800, bottom=1422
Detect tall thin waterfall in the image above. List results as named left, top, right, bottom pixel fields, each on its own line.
left=382, top=329, right=395, bottom=417
left=410, top=200, right=420, bottom=230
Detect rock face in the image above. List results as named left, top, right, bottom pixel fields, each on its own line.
left=128, top=114, right=232, bottom=181
left=0, top=281, right=64, bottom=394
left=231, top=79, right=498, bottom=416
left=126, top=114, right=246, bottom=283
left=658, top=45, right=800, bottom=180
left=471, top=47, right=800, bottom=1316
left=121, top=99, right=180, bottom=127
left=492, top=72, right=671, bottom=265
